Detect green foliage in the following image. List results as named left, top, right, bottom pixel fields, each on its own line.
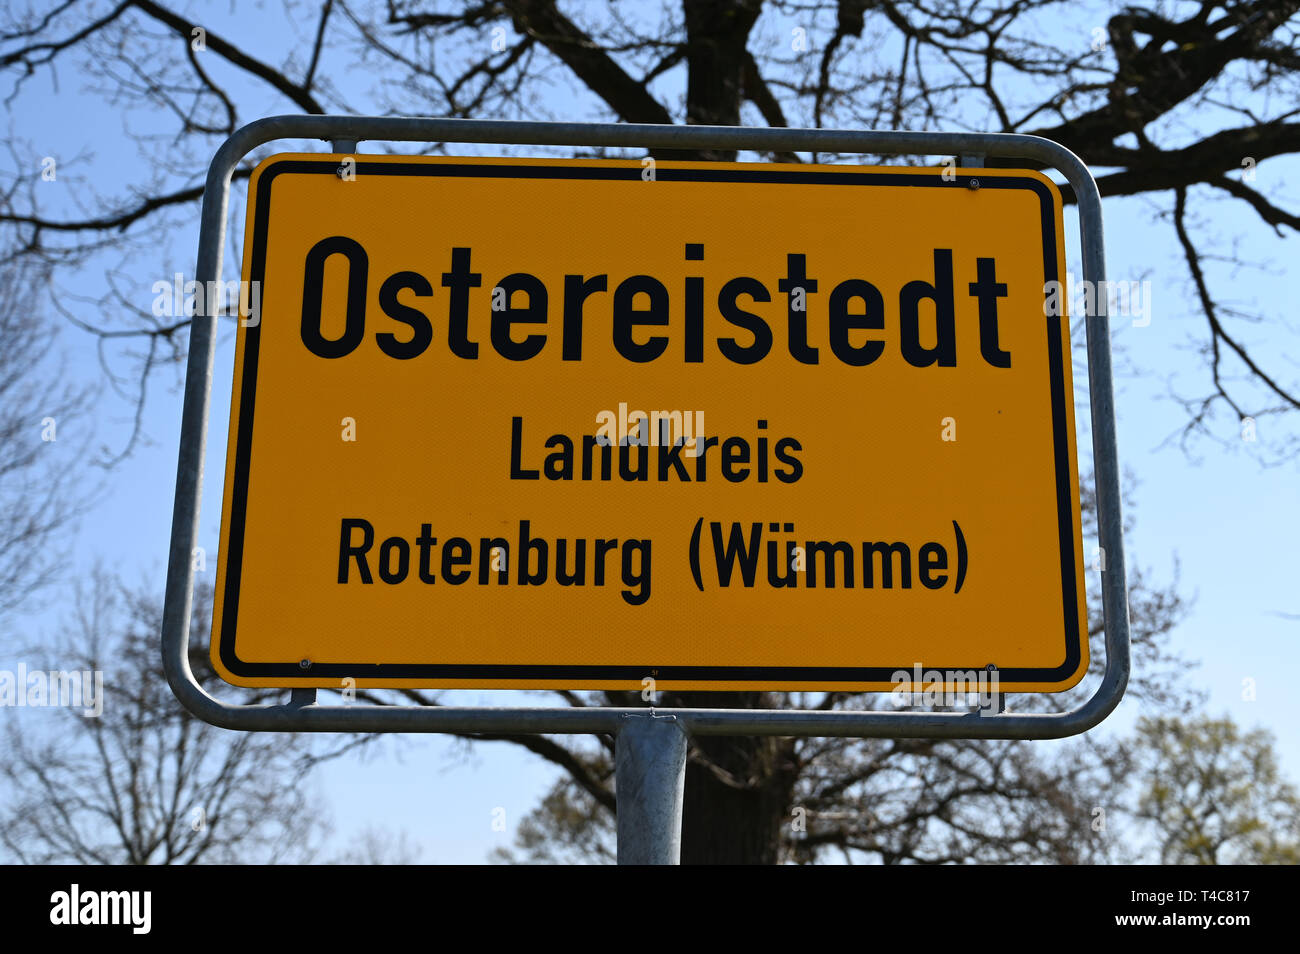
left=1132, top=715, right=1300, bottom=865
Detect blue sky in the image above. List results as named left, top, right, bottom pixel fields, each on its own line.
left=2, top=1, right=1297, bottom=863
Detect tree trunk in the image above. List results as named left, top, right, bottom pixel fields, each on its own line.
left=670, top=691, right=799, bottom=864
left=681, top=0, right=763, bottom=159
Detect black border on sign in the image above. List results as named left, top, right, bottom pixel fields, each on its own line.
left=218, top=158, right=1081, bottom=685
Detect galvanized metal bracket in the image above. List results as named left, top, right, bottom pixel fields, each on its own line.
left=162, top=116, right=1129, bottom=740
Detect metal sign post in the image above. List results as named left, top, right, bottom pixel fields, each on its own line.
left=162, top=117, right=1127, bottom=864
left=616, top=714, right=688, bottom=864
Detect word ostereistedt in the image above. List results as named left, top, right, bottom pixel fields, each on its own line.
left=294, top=242, right=1017, bottom=367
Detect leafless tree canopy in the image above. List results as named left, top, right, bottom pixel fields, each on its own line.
left=0, top=254, right=92, bottom=621
left=0, top=573, right=327, bottom=864
left=2, top=1, right=1298, bottom=455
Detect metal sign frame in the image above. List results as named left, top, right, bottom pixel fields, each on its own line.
left=162, top=116, right=1129, bottom=746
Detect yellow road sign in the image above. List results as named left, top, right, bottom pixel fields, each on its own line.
left=211, top=154, right=1087, bottom=692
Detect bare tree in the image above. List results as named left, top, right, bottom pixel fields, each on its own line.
left=0, top=571, right=328, bottom=864
left=1, top=1, right=1297, bottom=451
left=326, top=826, right=423, bottom=864
left=0, top=254, right=92, bottom=621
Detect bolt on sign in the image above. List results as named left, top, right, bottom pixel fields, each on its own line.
left=211, top=154, right=1087, bottom=692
